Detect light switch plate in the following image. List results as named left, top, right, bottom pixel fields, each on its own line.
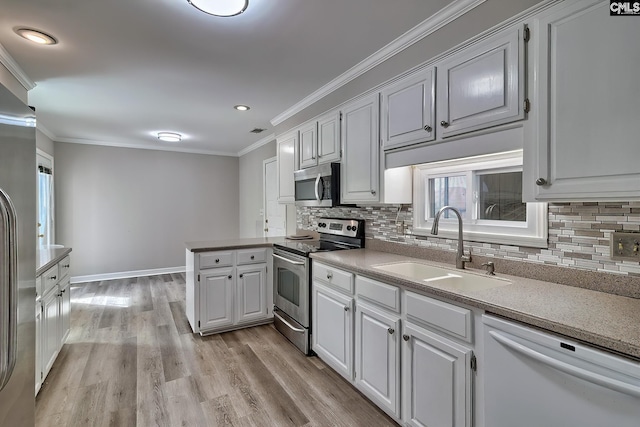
left=610, top=232, right=640, bottom=261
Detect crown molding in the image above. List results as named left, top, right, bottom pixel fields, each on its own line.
left=270, top=0, right=486, bottom=126
left=0, top=42, right=36, bottom=90
left=56, top=137, right=239, bottom=157
left=236, top=133, right=276, bottom=157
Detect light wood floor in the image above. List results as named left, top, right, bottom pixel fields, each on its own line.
left=36, top=273, right=397, bottom=427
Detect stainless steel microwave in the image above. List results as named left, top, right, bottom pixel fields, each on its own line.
left=294, top=162, right=342, bottom=207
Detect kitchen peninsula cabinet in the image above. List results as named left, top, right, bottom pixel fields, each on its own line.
left=186, top=247, right=272, bottom=335
left=36, top=250, right=72, bottom=395
left=524, top=0, right=640, bottom=201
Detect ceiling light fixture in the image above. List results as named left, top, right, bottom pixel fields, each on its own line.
left=234, top=105, right=250, bottom=111
left=15, top=28, right=58, bottom=45
left=188, top=0, right=248, bottom=17
left=157, top=132, right=182, bottom=142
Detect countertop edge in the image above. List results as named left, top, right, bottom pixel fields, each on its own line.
left=310, top=250, right=640, bottom=360
left=37, top=247, right=73, bottom=276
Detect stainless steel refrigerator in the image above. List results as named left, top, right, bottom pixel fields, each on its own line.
left=0, top=83, right=36, bottom=425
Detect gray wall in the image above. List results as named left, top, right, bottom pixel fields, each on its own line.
left=55, top=142, right=239, bottom=278
left=238, top=141, right=276, bottom=238
left=36, top=129, right=54, bottom=156
left=275, top=0, right=543, bottom=134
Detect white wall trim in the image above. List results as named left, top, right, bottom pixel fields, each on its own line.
left=71, top=266, right=186, bottom=284
left=270, top=0, right=486, bottom=126
left=0, top=42, right=36, bottom=90
left=237, top=133, right=276, bottom=157
left=56, top=136, right=239, bottom=157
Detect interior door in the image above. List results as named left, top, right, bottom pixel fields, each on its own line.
left=263, top=157, right=286, bottom=237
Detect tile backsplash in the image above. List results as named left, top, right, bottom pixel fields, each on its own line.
left=297, top=202, right=640, bottom=277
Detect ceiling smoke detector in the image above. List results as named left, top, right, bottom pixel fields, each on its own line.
left=250, top=128, right=266, bottom=134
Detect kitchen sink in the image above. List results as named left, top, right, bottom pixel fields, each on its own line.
left=372, top=261, right=511, bottom=291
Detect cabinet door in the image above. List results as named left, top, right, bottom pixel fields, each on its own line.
left=42, top=287, right=60, bottom=378
left=59, top=276, right=71, bottom=346
left=317, top=111, right=341, bottom=164
left=35, top=300, right=42, bottom=394
left=341, top=93, right=380, bottom=204
left=382, top=69, right=435, bottom=151
left=526, top=0, right=640, bottom=201
left=298, top=122, right=318, bottom=169
left=236, top=264, right=268, bottom=324
left=312, top=282, right=354, bottom=381
left=402, top=322, right=472, bottom=427
left=277, top=131, right=298, bottom=203
left=355, top=302, right=401, bottom=419
left=199, top=267, right=235, bottom=331
left=437, top=27, right=525, bottom=138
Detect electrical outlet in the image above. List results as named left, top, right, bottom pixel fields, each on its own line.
left=610, top=232, right=640, bottom=261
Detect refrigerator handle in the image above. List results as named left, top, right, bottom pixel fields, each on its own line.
left=0, top=188, right=17, bottom=391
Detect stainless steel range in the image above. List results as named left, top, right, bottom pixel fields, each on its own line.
left=272, top=217, right=365, bottom=354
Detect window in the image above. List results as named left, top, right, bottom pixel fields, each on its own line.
left=413, top=150, right=547, bottom=247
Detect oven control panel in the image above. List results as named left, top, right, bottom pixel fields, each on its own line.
left=317, top=218, right=364, bottom=238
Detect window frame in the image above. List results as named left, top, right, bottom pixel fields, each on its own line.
left=413, top=150, right=548, bottom=248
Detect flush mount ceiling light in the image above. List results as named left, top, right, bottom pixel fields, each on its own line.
left=234, top=105, right=250, bottom=111
left=157, top=132, right=182, bottom=142
left=15, top=28, right=58, bottom=45
left=188, top=0, right=248, bottom=16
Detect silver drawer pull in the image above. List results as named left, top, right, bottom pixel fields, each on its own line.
left=50, top=275, right=57, bottom=280
left=344, top=306, right=349, bottom=312
left=274, top=311, right=305, bottom=333
left=215, top=258, right=220, bottom=263
left=403, top=334, right=410, bottom=341
left=388, top=328, right=395, bottom=335
left=326, top=272, right=333, bottom=280
left=250, top=255, right=255, bottom=260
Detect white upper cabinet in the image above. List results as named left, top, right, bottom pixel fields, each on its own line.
left=437, top=27, right=525, bottom=138
left=524, top=0, right=640, bottom=201
left=382, top=69, right=435, bottom=151
left=276, top=131, right=298, bottom=204
left=298, top=110, right=341, bottom=169
left=317, top=110, right=341, bottom=164
left=298, top=121, right=318, bottom=169
left=341, top=93, right=381, bottom=204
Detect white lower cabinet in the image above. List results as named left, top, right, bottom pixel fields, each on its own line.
left=187, top=248, right=273, bottom=335
left=312, top=282, right=354, bottom=381
left=355, top=301, right=401, bottom=419
left=402, top=322, right=473, bottom=427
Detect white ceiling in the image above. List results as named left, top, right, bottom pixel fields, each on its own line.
left=0, top=0, right=453, bottom=156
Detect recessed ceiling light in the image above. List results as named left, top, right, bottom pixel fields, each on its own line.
left=15, top=28, right=57, bottom=45
left=234, top=105, right=250, bottom=111
left=157, top=132, right=182, bottom=142
left=188, top=0, right=248, bottom=17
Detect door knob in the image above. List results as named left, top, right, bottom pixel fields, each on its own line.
left=440, top=120, right=449, bottom=128
left=424, top=125, right=432, bottom=132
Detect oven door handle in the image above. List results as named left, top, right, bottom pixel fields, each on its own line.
left=274, top=310, right=306, bottom=333
left=272, top=253, right=306, bottom=266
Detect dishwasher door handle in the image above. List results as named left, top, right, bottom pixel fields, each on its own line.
left=489, top=330, right=640, bottom=398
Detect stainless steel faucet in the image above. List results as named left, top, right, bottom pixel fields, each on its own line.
left=431, top=206, right=471, bottom=269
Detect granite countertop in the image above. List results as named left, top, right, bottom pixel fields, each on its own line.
left=186, top=236, right=288, bottom=252
left=37, top=247, right=73, bottom=276
left=310, top=249, right=640, bottom=360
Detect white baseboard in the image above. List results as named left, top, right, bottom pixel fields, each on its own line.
left=71, top=266, right=186, bottom=284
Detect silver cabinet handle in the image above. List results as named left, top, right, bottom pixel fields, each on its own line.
left=440, top=120, right=449, bottom=128
left=239, top=274, right=244, bottom=278
left=403, top=334, right=410, bottom=341
left=344, top=306, right=349, bottom=312
left=424, top=125, right=432, bottom=132
left=326, top=272, right=333, bottom=280
left=388, top=328, right=395, bottom=335
left=215, top=258, right=220, bottom=263
left=0, top=188, right=18, bottom=392
left=370, top=190, right=376, bottom=195
left=536, top=178, right=547, bottom=186
left=227, top=275, right=232, bottom=279
left=250, top=255, right=255, bottom=260
left=50, top=275, right=57, bottom=281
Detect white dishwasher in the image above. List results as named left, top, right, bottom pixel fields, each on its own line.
left=483, top=315, right=640, bottom=427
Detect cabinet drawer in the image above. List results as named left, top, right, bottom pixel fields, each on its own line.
left=200, top=251, right=234, bottom=269
left=405, top=291, right=472, bottom=343
left=237, top=248, right=268, bottom=265
left=313, top=262, right=354, bottom=295
left=355, top=275, right=400, bottom=313
left=41, top=265, right=59, bottom=296
left=59, top=256, right=71, bottom=279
